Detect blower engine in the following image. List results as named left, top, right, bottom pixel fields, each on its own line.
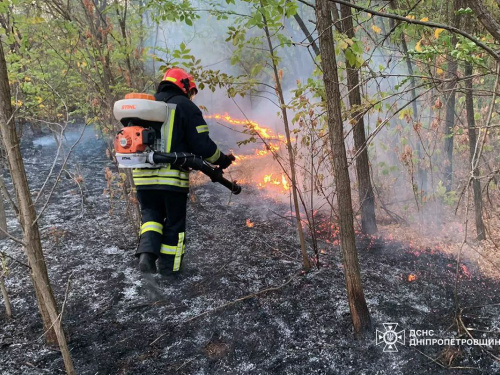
left=113, top=93, right=241, bottom=194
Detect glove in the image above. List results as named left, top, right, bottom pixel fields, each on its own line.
left=217, top=153, right=236, bottom=169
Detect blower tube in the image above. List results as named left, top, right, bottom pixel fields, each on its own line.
left=150, top=152, right=242, bottom=195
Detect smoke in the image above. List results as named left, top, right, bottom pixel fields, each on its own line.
left=142, top=2, right=319, bottom=200
left=142, top=2, right=457, bottom=235
left=357, top=27, right=456, bottom=232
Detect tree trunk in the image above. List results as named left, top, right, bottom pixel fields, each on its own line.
left=465, top=68, right=486, bottom=239
left=0, top=180, right=7, bottom=240
left=261, top=8, right=311, bottom=271
left=0, top=273, right=12, bottom=318
left=444, top=0, right=461, bottom=191
left=388, top=0, right=427, bottom=201
left=468, top=0, right=500, bottom=42
left=339, top=2, right=378, bottom=235
left=316, top=0, right=371, bottom=336
left=0, top=39, right=75, bottom=375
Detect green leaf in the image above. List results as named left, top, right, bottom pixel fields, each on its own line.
left=250, top=64, right=263, bottom=76
left=344, top=48, right=356, bottom=67
left=351, top=40, right=363, bottom=55
left=455, top=7, right=473, bottom=15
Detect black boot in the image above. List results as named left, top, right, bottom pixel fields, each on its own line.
left=138, top=253, right=157, bottom=273
left=158, top=254, right=173, bottom=275
left=158, top=254, right=184, bottom=275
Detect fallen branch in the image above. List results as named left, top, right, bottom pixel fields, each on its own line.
left=149, top=273, right=298, bottom=346
left=413, top=348, right=447, bottom=369
left=413, top=347, right=478, bottom=370
left=456, top=308, right=500, bottom=362
left=462, top=302, right=500, bottom=311
left=175, top=356, right=199, bottom=371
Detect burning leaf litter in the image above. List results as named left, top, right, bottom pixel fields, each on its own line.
left=408, top=274, right=418, bottom=282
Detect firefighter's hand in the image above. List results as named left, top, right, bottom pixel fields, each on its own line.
left=218, top=153, right=235, bottom=169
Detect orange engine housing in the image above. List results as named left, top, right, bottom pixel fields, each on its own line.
left=115, top=126, right=152, bottom=153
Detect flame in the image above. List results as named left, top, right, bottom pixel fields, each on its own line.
left=246, top=219, right=254, bottom=228
left=255, top=143, right=279, bottom=156
left=232, top=154, right=247, bottom=166
left=207, top=113, right=292, bottom=193
left=258, top=173, right=290, bottom=192
left=282, top=174, right=290, bottom=190
left=206, top=113, right=286, bottom=142
left=408, top=274, right=418, bottom=282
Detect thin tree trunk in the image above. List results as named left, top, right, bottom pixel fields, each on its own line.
left=261, top=6, right=311, bottom=271
left=340, top=2, right=378, bottom=235
left=0, top=179, right=7, bottom=240
left=389, top=0, right=427, bottom=198
left=444, top=0, right=461, bottom=191
left=465, top=68, right=486, bottom=240
left=0, top=40, right=75, bottom=375
left=0, top=273, right=12, bottom=318
left=316, top=0, right=371, bottom=336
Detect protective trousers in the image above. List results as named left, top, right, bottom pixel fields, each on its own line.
left=135, top=190, right=187, bottom=272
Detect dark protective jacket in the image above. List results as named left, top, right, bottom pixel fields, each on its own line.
left=132, top=83, right=223, bottom=192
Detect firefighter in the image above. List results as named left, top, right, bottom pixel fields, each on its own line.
left=135, top=67, right=235, bottom=274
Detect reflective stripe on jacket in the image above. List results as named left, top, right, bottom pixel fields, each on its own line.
left=133, top=85, right=222, bottom=192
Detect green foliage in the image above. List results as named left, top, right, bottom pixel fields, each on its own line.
left=2, top=0, right=497, bottom=228
left=223, top=0, right=298, bottom=79
left=435, top=181, right=458, bottom=206
left=335, top=33, right=364, bottom=69
left=451, top=37, right=485, bottom=64
left=145, top=0, right=199, bottom=25
left=378, top=161, right=398, bottom=176
left=2, top=0, right=151, bottom=130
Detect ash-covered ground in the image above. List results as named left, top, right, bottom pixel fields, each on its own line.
left=0, top=126, right=499, bottom=374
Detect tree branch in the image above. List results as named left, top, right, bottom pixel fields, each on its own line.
left=326, top=0, right=499, bottom=60
left=0, top=226, right=26, bottom=247
left=293, top=13, right=320, bottom=56
left=297, top=0, right=314, bottom=9
left=0, top=250, right=30, bottom=268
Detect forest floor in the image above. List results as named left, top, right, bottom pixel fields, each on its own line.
left=0, top=126, right=499, bottom=375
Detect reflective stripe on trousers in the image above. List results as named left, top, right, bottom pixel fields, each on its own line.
left=140, top=221, right=163, bottom=235
left=160, top=232, right=185, bottom=272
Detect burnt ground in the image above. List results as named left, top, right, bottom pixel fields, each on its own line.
left=0, top=126, right=500, bottom=375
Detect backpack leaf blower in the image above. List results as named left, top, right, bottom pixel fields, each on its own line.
left=112, top=94, right=241, bottom=195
